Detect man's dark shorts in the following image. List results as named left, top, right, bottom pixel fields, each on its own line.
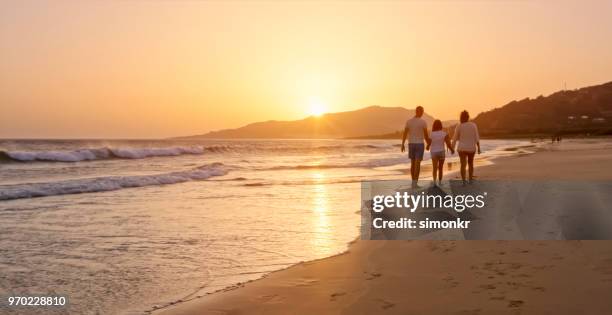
left=408, top=143, right=425, bottom=160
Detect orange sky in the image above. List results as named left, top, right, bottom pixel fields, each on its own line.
left=1, top=1, right=612, bottom=138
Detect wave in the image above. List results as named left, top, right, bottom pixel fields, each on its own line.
left=198, top=144, right=392, bottom=153
left=0, top=146, right=205, bottom=163
left=0, top=163, right=227, bottom=201
left=263, top=156, right=408, bottom=171
left=0, top=143, right=398, bottom=163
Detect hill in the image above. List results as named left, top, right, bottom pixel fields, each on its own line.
left=474, top=81, right=612, bottom=136
left=177, top=106, right=437, bottom=139
left=177, top=81, right=612, bottom=139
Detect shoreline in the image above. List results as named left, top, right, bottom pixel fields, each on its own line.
left=147, top=141, right=529, bottom=314
left=155, top=138, right=612, bottom=314
left=140, top=140, right=530, bottom=313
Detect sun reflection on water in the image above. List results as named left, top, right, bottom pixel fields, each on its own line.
left=310, top=172, right=333, bottom=255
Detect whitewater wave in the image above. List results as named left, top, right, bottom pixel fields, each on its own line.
left=263, top=156, right=408, bottom=170
left=0, top=143, right=398, bottom=163
left=0, top=146, right=205, bottom=163
left=199, top=143, right=392, bottom=154
left=0, top=163, right=227, bottom=201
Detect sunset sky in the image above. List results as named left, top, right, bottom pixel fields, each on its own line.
left=1, top=1, right=612, bottom=138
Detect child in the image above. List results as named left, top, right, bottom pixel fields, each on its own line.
left=426, top=119, right=454, bottom=186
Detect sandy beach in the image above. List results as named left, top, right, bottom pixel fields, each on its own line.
left=157, top=138, right=612, bottom=315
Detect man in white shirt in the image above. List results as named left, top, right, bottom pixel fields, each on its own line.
left=401, top=106, right=430, bottom=187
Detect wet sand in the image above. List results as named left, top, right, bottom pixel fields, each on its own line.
left=156, top=138, right=612, bottom=315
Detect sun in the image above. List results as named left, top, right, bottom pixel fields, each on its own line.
left=308, top=99, right=327, bottom=117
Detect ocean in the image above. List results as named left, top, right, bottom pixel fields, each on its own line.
left=0, top=138, right=528, bottom=314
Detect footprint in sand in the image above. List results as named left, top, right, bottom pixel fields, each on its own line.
left=532, top=264, right=554, bottom=270
left=455, top=309, right=482, bottom=315
left=442, top=276, right=459, bottom=289
left=480, top=284, right=496, bottom=290
left=329, top=292, right=346, bottom=301
left=365, top=272, right=382, bottom=280
left=508, top=300, right=524, bottom=308
left=255, top=294, right=284, bottom=304
left=376, top=298, right=395, bottom=310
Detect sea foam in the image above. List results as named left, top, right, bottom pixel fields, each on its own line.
left=265, top=156, right=409, bottom=170
left=0, top=146, right=205, bottom=162
left=0, top=163, right=227, bottom=200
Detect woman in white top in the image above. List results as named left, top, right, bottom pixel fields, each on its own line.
left=451, top=110, right=481, bottom=184
left=426, top=120, right=454, bottom=186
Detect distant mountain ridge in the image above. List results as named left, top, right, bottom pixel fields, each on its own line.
left=177, top=81, right=612, bottom=139
left=177, top=106, right=439, bottom=139
left=474, top=81, right=612, bottom=136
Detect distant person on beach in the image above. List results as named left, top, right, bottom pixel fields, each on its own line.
left=401, top=106, right=430, bottom=187
left=452, top=110, right=481, bottom=185
left=426, top=119, right=454, bottom=186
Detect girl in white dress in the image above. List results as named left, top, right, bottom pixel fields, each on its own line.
left=426, top=120, right=454, bottom=186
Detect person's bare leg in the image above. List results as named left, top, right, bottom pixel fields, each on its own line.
left=438, top=158, right=445, bottom=182
left=459, top=152, right=467, bottom=183
left=468, top=153, right=475, bottom=181
left=432, top=157, right=438, bottom=183
left=410, top=159, right=416, bottom=180
left=414, top=159, right=422, bottom=181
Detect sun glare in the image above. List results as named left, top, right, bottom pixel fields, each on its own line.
left=308, top=99, right=327, bottom=117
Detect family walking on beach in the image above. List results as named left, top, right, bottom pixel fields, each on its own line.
left=401, top=106, right=481, bottom=187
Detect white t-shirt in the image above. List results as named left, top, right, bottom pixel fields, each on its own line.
left=430, top=130, right=447, bottom=153
left=453, top=122, right=480, bottom=152
left=404, top=117, right=427, bottom=144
